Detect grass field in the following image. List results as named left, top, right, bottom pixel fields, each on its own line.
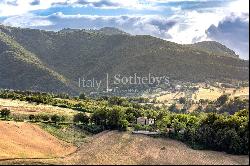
left=156, top=87, right=249, bottom=104
left=39, top=123, right=88, bottom=146
left=0, top=99, right=77, bottom=117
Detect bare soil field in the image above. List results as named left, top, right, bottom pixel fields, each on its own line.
left=62, top=131, right=249, bottom=165
left=0, top=121, right=76, bottom=160
left=0, top=130, right=248, bottom=165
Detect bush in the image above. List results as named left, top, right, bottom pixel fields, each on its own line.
left=134, top=124, right=153, bottom=131
left=11, top=114, right=27, bottom=122
left=118, top=119, right=129, bottom=131
left=83, top=124, right=103, bottom=134
left=29, top=114, right=36, bottom=121
left=40, top=114, right=50, bottom=121
left=216, top=95, right=229, bottom=106
left=51, top=114, right=61, bottom=124
left=73, top=113, right=89, bottom=124
left=0, top=108, right=11, bottom=119
left=79, top=93, right=86, bottom=100
left=179, top=97, right=186, bottom=104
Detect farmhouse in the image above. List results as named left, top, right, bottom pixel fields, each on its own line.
left=137, top=117, right=155, bottom=125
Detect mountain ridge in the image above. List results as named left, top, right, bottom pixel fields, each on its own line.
left=0, top=25, right=248, bottom=95
left=187, top=41, right=239, bottom=59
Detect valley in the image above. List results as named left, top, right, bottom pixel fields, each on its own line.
left=0, top=88, right=249, bottom=165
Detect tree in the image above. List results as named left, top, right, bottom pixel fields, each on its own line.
left=169, top=104, right=180, bottom=113
left=91, top=108, right=108, bottom=127
left=219, top=98, right=248, bottom=114
left=194, top=106, right=203, bottom=113
left=204, top=104, right=217, bottom=113
left=0, top=108, right=11, bottom=119
left=216, top=95, right=229, bottom=106
left=108, top=96, right=124, bottom=105
left=40, top=114, right=50, bottom=121
left=29, top=114, right=35, bottom=121
left=179, top=97, right=186, bottom=104
left=107, top=107, right=125, bottom=129
left=79, top=93, right=86, bottom=100
left=118, top=119, right=129, bottom=131
left=73, top=113, right=89, bottom=124
left=51, top=114, right=61, bottom=124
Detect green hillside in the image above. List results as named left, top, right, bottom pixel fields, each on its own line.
left=0, top=25, right=248, bottom=94
left=187, top=41, right=239, bottom=58
left=0, top=29, right=77, bottom=94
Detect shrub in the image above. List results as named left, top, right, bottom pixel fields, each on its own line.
left=179, top=97, right=186, bottom=104
left=51, top=114, right=61, bottom=124
left=118, top=119, right=129, bottom=131
left=73, top=113, right=89, bottom=124
left=29, top=114, right=36, bottom=121
left=216, top=95, right=229, bottom=106
left=11, top=114, right=26, bottom=122
left=79, top=93, right=86, bottom=100
left=40, top=114, right=50, bottom=121
left=83, top=124, right=103, bottom=134
left=0, top=108, right=11, bottom=119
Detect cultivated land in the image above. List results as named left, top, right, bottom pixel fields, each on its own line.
left=0, top=130, right=249, bottom=165
left=0, top=94, right=249, bottom=165
left=0, top=121, right=76, bottom=160
left=192, top=87, right=249, bottom=101
left=156, top=86, right=249, bottom=105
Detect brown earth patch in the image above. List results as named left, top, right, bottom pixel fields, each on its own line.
left=0, top=121, right=76, bottom=160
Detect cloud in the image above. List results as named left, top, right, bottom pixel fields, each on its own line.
left=2, top=13, right=53, bottom=27
left=206, top=14, right=249, bottom=59
left=6, top=0, right=18, bottom=6
left=76, top=0, right=120, bottom=8
left=30, top=0, right=40, bottom=5
left=0, top=0, right=248, bottom=59
left=2, top=12, right=177, bottom=39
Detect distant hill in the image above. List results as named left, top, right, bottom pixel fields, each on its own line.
left=59, top=27, right=129, bottom=35
left=0, top=25, right=248, bottom=94
left=97, top=27, right=130, bottom=35
left=188, top=41, right=239, bottom=58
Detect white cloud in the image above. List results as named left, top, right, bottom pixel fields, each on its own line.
left=2, top=13, right=53, bottom=27
left=227, top=0, right=249, bottom=14
left=206, top=13, right=249, bottom=59
left=0, top=0, right=67, bottom=16
left=0, top=0, right=248, bottom=59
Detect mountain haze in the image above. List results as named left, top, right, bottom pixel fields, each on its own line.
left=0, top=25, right=248, bottom=94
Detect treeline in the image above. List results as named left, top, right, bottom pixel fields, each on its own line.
left=0, top=90, right=92, bottom=113
left=156, top=109, right=249, bottom=155
left=0, top=108, right=67, bottom=124
left=72, top=105, right=249, bottom=155
left=0, top=90, right=158, bottom=113
left=170, top=94, right=249, bottom=115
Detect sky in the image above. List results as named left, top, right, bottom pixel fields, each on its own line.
left=0, top=0, right=249, bottom=59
